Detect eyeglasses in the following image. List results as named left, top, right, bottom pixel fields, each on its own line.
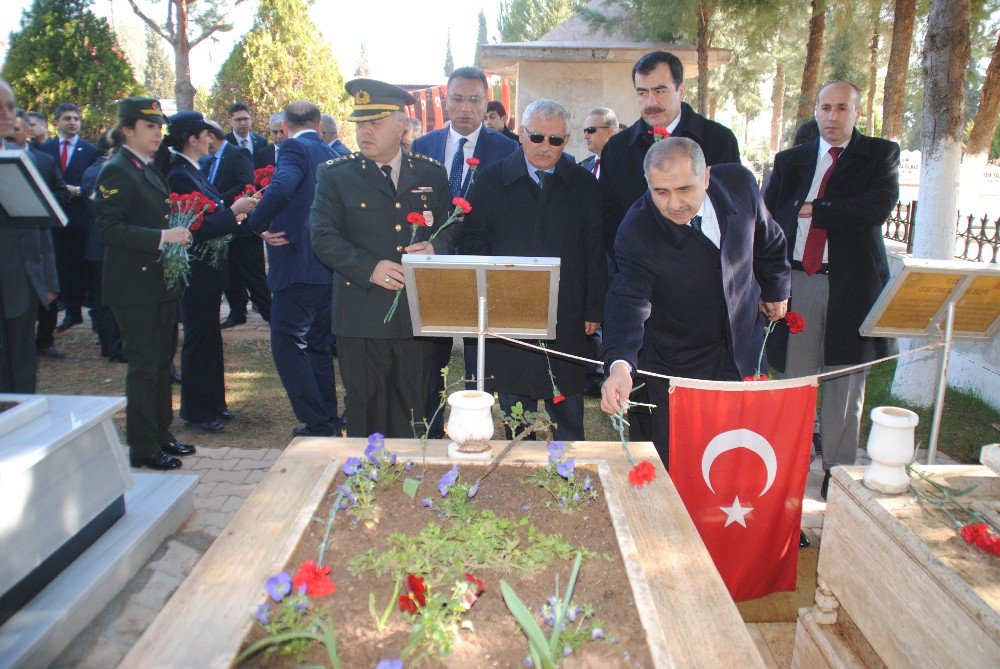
left=583, top=126, right=610, bottom=134
left=447, top=94, right=484, bottom=106
left=525, top=131, right=566, bottom=146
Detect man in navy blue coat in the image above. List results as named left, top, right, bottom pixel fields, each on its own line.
left=600, top=138, right=790, bottom=468
left=247, top=100, right=340, bottom=437
left=411, top=66, right=518, bottom=436
left=40, top=102, right=98, bottom=332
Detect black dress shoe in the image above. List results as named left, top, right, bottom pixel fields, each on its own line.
left=131, top=452, right=182, bottom=470
left=217, top=409, right=236, bottom=420
left=186, top=419, right=224, bottom=433
left=220, top=316, right=247, bottom=329
left=163, top=438, right=197, bottom=456
left=109, top=353, right=127, bottom=363
left=800, top=531, right=811, bottom=548
left=55, top=314, right=83, bottom=332
left=37, top=345, right=64, bottom=359
left=820, top=469, right=832, bottom=501
left=292, top=424, right=336, bottom=437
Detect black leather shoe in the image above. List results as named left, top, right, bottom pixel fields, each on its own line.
left=109, top=353, right=127, bottom=363
left=292, top=425, right=336, bottom=438
left=131, top=452, right=182, bottom=470
left=55, top=314, right=83, bottom=332
left=220, top=316, right=247, bottom=329
left=163, top=438, right=196, bottom=456
left=800, top=531, right=811, bottom=548
left=37, top=345, right=64, bottom=359
left=217, top=409, right=236, bottom=420
left=820, top=469, right=832, bottom=501
left=186, top=419, right=224, bottom=433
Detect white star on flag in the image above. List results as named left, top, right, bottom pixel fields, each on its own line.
left=720, top=496, right=754, bottom=528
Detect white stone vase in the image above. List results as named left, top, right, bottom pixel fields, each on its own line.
left=863, top=406, right=919, bottom=494
left=445, top=390, right=495, bottom=457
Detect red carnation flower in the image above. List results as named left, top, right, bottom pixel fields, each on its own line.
left=398, top=573, right=427, bottom=613
left=962, top=523, right=987, bottom=544
left=784, top=310, right=805, bottom=334
left=452, top=196, right=472, bottom=214
left=976, top=531, right=1000, bottom=556
left=552, top=394, right=566, bottom=404
left=649, top=126, right=670, bottom=139
left=462, top=573, right=485, bottom=608
left=407, top=211, right=427, bottom=226
left=189, top=218, right=202, bottom=232
left=627, top=460, right=657, bottom=488
left=292, top=559, right=336, bottom=598
left=466, top=157, right=480, bottom=168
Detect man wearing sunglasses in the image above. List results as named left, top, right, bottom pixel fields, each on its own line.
left=412, top=66, right=519, bottom=438
left=579, top=107, right=618, bottom=179
left=459, top=99, right=607, bottom=441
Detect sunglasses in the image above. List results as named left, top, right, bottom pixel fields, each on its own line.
left=526, top=132, right=566, bottom=146
left=583, top=126, right=610, bottom=134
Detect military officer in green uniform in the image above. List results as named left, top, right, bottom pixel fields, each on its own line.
left=95, top=98, right=197, bottom=470
left=310, top=79, right=455, bottom=438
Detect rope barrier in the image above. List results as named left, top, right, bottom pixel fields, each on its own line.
left=486, top=331, right=946, bottom=385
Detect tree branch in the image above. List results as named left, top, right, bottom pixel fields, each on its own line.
left=190, top=0, right=250, bottom=48
left=125, top=0, right=174, bottom=44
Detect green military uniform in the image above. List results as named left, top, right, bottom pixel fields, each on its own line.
left=95, top=99, right=178, bottom=464
left=310, top=78, right=456, bottom=438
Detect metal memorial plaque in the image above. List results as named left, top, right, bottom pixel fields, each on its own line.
left=0, top=151, right=68, bottom=228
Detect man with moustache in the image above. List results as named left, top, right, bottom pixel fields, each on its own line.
left=411, top=66, right=518, bottom=436
left=763, top=81, right=899, bottom=499
left=310, top=79, right=455, bottom=438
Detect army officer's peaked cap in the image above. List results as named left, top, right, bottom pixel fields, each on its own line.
left=118, top=97, right=167, bottom=125
left=345, top=78, right=416, bottom=122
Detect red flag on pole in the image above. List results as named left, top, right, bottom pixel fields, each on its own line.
left=669, top=377, right=817, bottom=601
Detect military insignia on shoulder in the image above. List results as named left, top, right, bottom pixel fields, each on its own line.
left=327, top=153, right=355, bottom=167
left=410, top=152, right=442, bottom=166
left=98, top=185, right=119, bottom=199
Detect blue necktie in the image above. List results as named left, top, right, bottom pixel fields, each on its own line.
left=690, top=215, right=703, bottom=232
left=203, top=155, right=216, bottom=181
left=448, top=137, right=468, bottom=197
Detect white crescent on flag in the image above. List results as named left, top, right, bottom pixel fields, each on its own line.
left=701, top=428, right=778, bottom=496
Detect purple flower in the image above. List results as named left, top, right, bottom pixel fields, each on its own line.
left=375, top=660, right=403, bottom=669
left=591, top=627, right=605, bottom=640
left=404, top=460, right=413, bottom=471
left=521, top=504, right=531, bottom=511
left=255, top=602, right=270, bottom=625
left=563, top=647, right=572, bottom=657
left=338, top=484, right=358, bottom=506
left=294, top=598, right=309, bottom=612
left=339, top=499, right=348, bottom=510
left=422, top=497, right=433, bottom=508
left=438, top=465, right=458, bottom=497
left=265, top=572, right=292, bottom=602
left=467, top=482, right=480, bottom=499
left=572, top=493, right=580, bottom=503
left=369, top=468, right=379, bottom=482
left=548, top=441, right=564, bottom=462
left=556, top=457, right=575, bottom=479
left=341, top=456, right=363, bottom=475
left=583, top=476, right=593, bottom=490
left=521, top=658, right=534, bottom=668
left=566, top=605, right=580, bottom=622
left=388, top=453, right=397, bottom=466
left=365, top=433, right=385, bottom=462
left=298, top=583, right=308, bottom=595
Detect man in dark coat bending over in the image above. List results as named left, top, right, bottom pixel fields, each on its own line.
left=600, top=138, right=790, bottom=468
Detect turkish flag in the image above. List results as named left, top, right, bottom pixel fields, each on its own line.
left=669, top=377, right=817, bottom=602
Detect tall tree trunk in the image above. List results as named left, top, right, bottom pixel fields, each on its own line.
left=865, top=0, right=880, bottom=135
left=697, top=1, right=710, bottom=117
left=881, top=0, right=917, bottom=143
left=709, top=94, right=717, bottom=120
left=796, top=0, right=826, bottom=125
left=770, top=60, right=785, bottom=153
left=173, top=0, right=195, bottom=111
left=959, top=31, right=1000, bottom=216
left=892, top=0, right=970, bottom=408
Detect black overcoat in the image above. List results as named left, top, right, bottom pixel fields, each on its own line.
left=459, top=149, right=607, bottom=397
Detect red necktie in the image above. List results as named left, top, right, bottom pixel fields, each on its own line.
left=800, top=146, right=843, bottom=275
left=60, top=139, right=70, bottom=171
left=592, top=157, right=600, bottom=176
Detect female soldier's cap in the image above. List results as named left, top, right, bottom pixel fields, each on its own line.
left=345, top=78, right=416, bottom=122
left=118, top=97, right=167, bottom=125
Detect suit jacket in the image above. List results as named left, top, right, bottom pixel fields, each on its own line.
left=81, top=155, right=108, bottom=262
left=602, top=164, right=790, bottom=380
left=410, top=124, right=518, bottom=196
left=247, top=131, right=336, bottom=292
left=500, top=126, right=520, bottom=144
left=95, top=149, right=176, bottom=306
left=459, top=150, right=607, bottom=397
left=328, top=139, right=352, bottom=157
left=167, top=158, right=243, bottom=292
left=227, top=130, right=267, bottom=154
left=254, top=143, right=276, bottom=169
left=40, top=136, right=98, bottom=230
left=310, top=151, right=454, bottom=339
left=600, top=103, right=740, bottom=257
left=578, top=155, right=597, bottom=172
left=762, top=129, right=899, bottom=367
left=200, top=142, right=254, bottom=207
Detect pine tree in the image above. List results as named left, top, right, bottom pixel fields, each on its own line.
left=143, top=27, right=175, bottom=100
left=444, top=29, right=455, bottom=77
left=498, top=0, right=573, bottom=42
left=475, top=10, right=489, bottom=67
left=355, top=44, right=371, bottom=77
left=209, top=0, right=347, bottom=129
left=2, top=0, right=142, bottom=134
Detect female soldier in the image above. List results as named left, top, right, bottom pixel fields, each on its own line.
left=95, top=98, right=194, bottom=470
left=155, top=111, right=254, bottom=432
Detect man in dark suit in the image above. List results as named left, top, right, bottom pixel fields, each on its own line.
left=411, top=66, right=519, bottom=435
left=0, top=81, right=60, bottom=392
left=251, top=113, right=286, bottom=170
left=578, top=106, right=618, bottom=178
left=763, top=81, right=899, bottom=499
left=320, top=114, right=352, bottom=156
left=600, top=138, right=790, bottom=468
left=247, top=100, right=340, bottom=438
left=485, top=100, right=520, bottom=143
left=226, top=102, right=268, bottom=164
left=26, top=111, right=49, bottom=148
left=39, top=102, right=98, bottom=332
left=600, top=51, right=740, bottom=265
left=310, top=79, right=456, bottom=439
left=460, top=99, right=607, bottom=440
left=215, top=119, right=272, bottom=328
left=5, top=109, right=70, bottom=358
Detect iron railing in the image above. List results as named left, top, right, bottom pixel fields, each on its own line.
left=882, top=201, right=1000, bottom=263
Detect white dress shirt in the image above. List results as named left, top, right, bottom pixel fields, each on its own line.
left=793, top=136, right=850, bottom=263
left=444, top=123, right=482, bottom=185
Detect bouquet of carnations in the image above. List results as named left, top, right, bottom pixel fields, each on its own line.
left=254, top=165, right=275, bottom=190
left=161, top=191, right=216, bottom=289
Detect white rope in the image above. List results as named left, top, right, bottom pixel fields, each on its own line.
left=486, top=331, right=946, bottom=384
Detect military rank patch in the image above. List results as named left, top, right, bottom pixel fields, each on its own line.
left=98, top=185, right=119, bottom=199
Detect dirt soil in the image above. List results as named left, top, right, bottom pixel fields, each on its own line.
left=240, top=463, right=654, bottom=668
